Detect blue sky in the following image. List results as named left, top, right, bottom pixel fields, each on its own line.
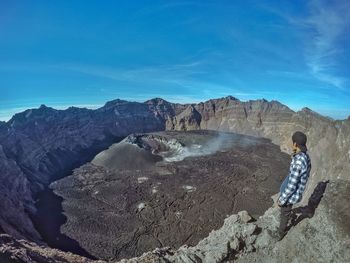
left=1, top=0, right=350, bottom=121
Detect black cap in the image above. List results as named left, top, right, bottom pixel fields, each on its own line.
left=292, top=131, right=307, bottom=152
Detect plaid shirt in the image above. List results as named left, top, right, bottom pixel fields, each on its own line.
left=278, top=151, right=312, bottom=205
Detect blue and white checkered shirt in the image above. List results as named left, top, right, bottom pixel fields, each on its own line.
left=278, top=151, right=312, bottom=205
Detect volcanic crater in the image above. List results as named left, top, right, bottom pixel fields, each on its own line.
left=34, top=130, right=290, bottom=261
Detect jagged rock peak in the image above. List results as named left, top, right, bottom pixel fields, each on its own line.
left=36, top=104, right=56, bottom=114
left=268, top=100, right=293, bottom=111
left=300, top=107, right=322, bottom=115
left=144, top=97, right=172, bottom=105
left=35, top=104, right=56, bottom=112
left=301, top=107, right=317, bottom=114
left=39, top=104, right=48, bottom=109
left=247, top=98, right=274, bottom=104
left=241, top=99, right=294, bottom=114
left=9, top=105, right=56, bottom=124
left=299, top=107, right=333, bottom=121
left=184, top=104, right=197, bottom=111
left=224, top=95, right=239, bottom=100
left=207, top=95, right=239, bottom=102
left=270, top=99, right=289, bottom=107
left=103, top=98, right=130, bottom=109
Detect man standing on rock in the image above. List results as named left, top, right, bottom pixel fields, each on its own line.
left=277, top=131, right=312, bottom=240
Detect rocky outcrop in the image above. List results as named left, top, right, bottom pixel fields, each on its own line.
left=236, top=180, right=350, bottom=263
left=166, top=105, right=202, bottom=131
left=0, top=234, right=102, bottom=263
left=145, top=98, right=181, bottom=126
left=0, top=145, right=41, bottom=242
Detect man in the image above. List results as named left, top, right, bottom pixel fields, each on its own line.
left=277, top=131, right=312, bottom=240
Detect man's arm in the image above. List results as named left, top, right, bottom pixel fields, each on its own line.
left=278, top=159, right=302, bottom=206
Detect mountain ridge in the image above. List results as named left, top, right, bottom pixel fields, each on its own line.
left=3, top=96, right=348, bottom=125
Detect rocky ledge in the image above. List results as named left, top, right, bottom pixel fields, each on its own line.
left=1, top=180, right=349, bottom=263
left=115, top=180, right=350, bottom=263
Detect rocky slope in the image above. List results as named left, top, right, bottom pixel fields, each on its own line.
left=1, top=180, right=348, bottom=263
left=0, top=96, right=349, bottom=262
left=115, top=180, right=350, bottom=263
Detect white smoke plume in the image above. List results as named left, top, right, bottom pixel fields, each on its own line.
left=161, top=132, right=241, bottom=162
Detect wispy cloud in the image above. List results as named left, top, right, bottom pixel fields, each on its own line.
left=303, top=0, right=350, bottom=89
left=263, top=0, right=350, bottom=90
left=57, top=61, right=214, bottom=96
left=0, top=59, right=209, bottom=92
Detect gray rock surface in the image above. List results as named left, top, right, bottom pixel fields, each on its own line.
left=0, top=233, right=102, bottom=263
left=236, top=180, right=350, bottom=263
left=0, top=145, right=41, bottom=242
left=116, top=180, right=349, bottom=263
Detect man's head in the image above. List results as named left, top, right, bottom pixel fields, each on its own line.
left=292, top=131, right=307, bottom=152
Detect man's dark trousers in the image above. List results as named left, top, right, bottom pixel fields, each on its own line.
left=279, top=204, right=293, bottom=236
